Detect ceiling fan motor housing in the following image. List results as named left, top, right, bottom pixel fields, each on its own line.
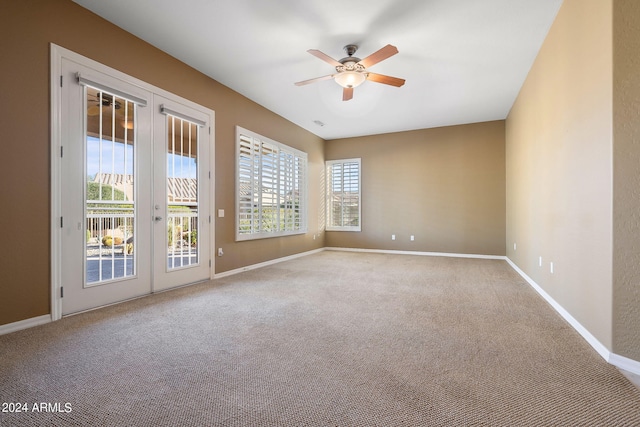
left=337, top=44, right=363, bottom=69
left=344, top=44, right=358, bottom=57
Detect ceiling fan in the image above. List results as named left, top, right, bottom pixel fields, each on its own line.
left=87, top=92, right=122, bottom=116
left=295, top=44, right=406, bottom=101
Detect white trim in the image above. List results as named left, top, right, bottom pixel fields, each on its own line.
left=50, top=44, right=63, bottom=321
left=610, top=353, right=640, bottom=376
left=0, top=315, right=51, bottom=336
left=325, top=246, right=507, bottom=260
left=208, top=119, right=216, bottom=286
left=5, top=244, right=640, bottom=376
left=213, top=248, right=324, bottom=279
left=325, top=158, right=362, bottom=232
left=506, top=258, right=640, bottom=374
left=504, top=257, right=612, bottom=360
left=333, top=250, right=640, bottom=374
left=50, top=44, right=215, bottom=318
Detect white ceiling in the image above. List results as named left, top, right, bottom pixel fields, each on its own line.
left=72, top=0, right=563, bottom=140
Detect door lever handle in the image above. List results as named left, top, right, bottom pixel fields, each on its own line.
left=154, top=216, right=163, bottom=222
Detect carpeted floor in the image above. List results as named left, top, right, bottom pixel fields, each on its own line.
left=1, top=251, right=639, bottom=426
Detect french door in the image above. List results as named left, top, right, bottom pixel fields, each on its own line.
left=152, top=96, right=211, bottom=292
left=56, top=51, right=212, bottom=316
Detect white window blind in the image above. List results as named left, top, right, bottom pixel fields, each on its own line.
left=326, top=158, right=361, bottom=231
left=236, top=127, right=307, bottom=240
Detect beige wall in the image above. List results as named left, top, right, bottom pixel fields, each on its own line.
left=0, top=0, right=324, bottom=326
left=506, top=0, right=614, bottom=348
left=613, top=0, right=640, bottom=360
left=3, top=0, right=638, bottom=364
left=325, top=121, right=506, bottom=256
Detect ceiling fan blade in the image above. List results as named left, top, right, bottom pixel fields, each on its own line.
left=343, top=87, right=354, bottom=101
left=358, top=44, right=399, bottom=68
left=366, top=72, right=406, bottom=87
left=294, top=74, right=335, bottom=86
left=307, top=49, right=342, bottom=67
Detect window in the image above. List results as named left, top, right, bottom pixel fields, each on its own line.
left=326, top=158, right=361, bottom=231
left=236, top=127, right=307, bottom=240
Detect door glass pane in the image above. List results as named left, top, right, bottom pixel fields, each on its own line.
left=85, top=87, right=136, bottom=285
left=166, top=116, right=199, bottom=270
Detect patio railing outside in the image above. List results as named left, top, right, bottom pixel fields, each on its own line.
left=167, top=205, right=198, bottom=269
left=86, top=203, right=135, bottom=285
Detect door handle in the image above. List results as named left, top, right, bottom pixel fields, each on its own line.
left=154, top=216, right=163, bottom=222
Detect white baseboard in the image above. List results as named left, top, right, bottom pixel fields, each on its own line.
left=324, top=250, right=640, bottom=375
left=0, top=314, right=51, bottom=336
left=3, top=251, right=639, bottom=377
left=610, top=353, right=640, bottom=375
left=504, top=258, right=611, bottom=360
left=213, top=248, right=325, bottom=279
left=505, top=257, right=640, bottom=376
left=325, top=246, right=507, bottom=260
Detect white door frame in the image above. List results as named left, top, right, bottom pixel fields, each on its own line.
left=50, top=44, right=215, bottom=320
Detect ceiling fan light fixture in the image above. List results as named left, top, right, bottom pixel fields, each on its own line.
left=334, top=71, right=367, bottom=89
left=295, top=44, right=403, bottom=100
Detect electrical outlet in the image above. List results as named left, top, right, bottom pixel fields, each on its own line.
left=539, top=256, right=542, bottom=267
left=392, top=234, right=396, bottom=241
left=218, top=248, right=224, bottom=257
left=550, top=262, right=554, bottom=274
left=514, top=243, right=517, bottom=251
left=410, top=235, right=415, bottom=241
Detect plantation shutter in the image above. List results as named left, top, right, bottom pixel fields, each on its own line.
left=326, top=159, right=361, bottom=231
left=236, top=127, right=307, bottom=240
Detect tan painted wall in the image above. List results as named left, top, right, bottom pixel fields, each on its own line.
left=0, top=0, right=324, bottom=326
left=613, top=0, right=640, bottom=360
left=325, top=121, right=506, bottom=256
left=505, top=0, right=614, bottom=348
left=4, top=0, right=637, bottom=362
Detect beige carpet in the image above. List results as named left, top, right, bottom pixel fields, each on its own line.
left=1, top=251, right=639, bottom=426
